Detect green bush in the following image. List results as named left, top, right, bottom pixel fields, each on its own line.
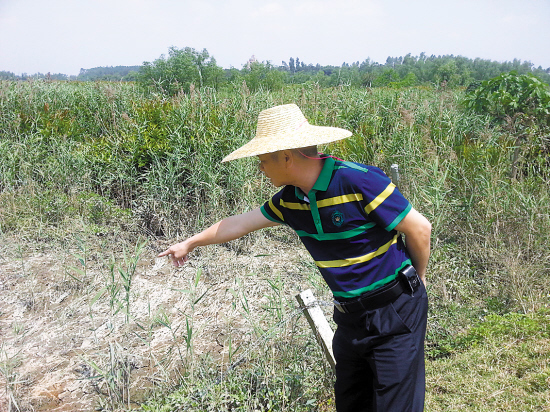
left=463, top=72, right=550, bottom=179
left=464, top=71, right=550, bottom=125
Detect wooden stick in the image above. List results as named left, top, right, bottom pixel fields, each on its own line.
left=295, top=289, right=336, bottom=372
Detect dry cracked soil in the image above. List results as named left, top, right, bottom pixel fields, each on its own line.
left=0, top=232, right=325, bottom=411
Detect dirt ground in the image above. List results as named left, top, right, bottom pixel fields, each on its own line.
left=0, top=232, right=326, bottom=411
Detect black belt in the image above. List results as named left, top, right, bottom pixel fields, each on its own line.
left=333, top=265, right=420, bottom=314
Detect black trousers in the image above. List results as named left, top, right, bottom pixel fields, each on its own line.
left=332, top=282, right=428, bottom=412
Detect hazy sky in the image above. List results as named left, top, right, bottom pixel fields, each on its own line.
left=1, top=0, right=549, bottom=76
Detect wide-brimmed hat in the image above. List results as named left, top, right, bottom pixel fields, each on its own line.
left=221, top=103, right=352, bottom=162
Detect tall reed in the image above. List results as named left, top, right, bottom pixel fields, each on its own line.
left=2, top=80, right=548, bottom=309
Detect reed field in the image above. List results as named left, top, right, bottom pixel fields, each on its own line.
left=0, top=79, right=549, bottom=411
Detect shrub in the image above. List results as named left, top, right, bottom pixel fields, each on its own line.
left=463, top=71, right=550, bottom=125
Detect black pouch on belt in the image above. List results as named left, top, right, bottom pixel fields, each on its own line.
left=398, top=265, right=420, bottom=297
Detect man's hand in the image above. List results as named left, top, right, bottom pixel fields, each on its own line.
left=158, top=208, right=279, bottom=267
left=158, top=241, right=193, bottom=267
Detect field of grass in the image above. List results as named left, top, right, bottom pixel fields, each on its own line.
left=0, top=79, right=549, bottom=411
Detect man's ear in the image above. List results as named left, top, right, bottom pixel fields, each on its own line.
left=282, top=150, right=293, bottom=167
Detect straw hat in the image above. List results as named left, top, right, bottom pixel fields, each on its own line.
left=221, top=103, right=352, bottom=162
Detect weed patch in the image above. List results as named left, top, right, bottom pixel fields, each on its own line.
left=426, top=308, right=550, bottom=411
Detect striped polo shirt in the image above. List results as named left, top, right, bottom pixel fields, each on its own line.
left=260, top=156, right=412, bottom=299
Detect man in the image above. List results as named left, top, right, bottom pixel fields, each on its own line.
left=159, top=103, right=431, bottom=411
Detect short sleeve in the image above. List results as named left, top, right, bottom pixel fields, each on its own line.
left=260, top=190, right=286, bottom=224
left=359, top=167, right=411, bottom=231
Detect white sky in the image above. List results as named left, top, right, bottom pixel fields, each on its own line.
left=0, top=0, right=549, bottom=76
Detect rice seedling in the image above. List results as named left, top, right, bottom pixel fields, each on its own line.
left=0, top=345, right=23, bottom=412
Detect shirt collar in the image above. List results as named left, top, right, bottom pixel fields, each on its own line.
left=312, top=156, right=335, bottom=192
left=294, top=156, right=336, bottom=199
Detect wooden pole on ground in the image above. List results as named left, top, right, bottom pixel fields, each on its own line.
left=295, top=289, right=336, bottom=372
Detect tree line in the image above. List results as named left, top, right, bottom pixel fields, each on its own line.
left=2, top=47, right=549, bottom=91
left=135, top=48, right=550, bottom=95
left=0, top=65, right=140, bottom=82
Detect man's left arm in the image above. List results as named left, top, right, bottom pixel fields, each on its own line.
left=394, top=208, right=432, bottom=286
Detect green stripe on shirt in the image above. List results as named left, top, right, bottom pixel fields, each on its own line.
left=386, top=203, right=412, bottom=231
left=296, top=222, right=376, bottom=241
left=260, top=205, right=283, bottom=223
left=332, top=259, right=412, bottom=298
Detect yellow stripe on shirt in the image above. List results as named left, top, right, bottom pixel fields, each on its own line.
left=269, top=199, right=284, bottom=221
left=279, top=200, right=311, bottom=210
left=364, top=183, right=396, bottom=214
left=315, top=234, right=398, bottom=268
left=317, top=193, right=363, bottom=208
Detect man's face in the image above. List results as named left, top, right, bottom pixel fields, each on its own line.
left=258, top=152, right=287, bottom=187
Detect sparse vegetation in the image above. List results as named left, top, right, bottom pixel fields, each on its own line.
left=0, top=76, right=549, bottom=410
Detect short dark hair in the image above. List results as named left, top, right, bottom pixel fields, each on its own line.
left=292, top=146, right=318, bottom=158
left=269, top=145, right=318, bottom=161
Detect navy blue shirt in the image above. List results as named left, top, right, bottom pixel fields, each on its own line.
left=260, top=157, right=412, bottom=298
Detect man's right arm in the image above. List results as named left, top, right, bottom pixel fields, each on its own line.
left=394, top=207, right=432, bottom=286
left=158, top=208, right=279, bottom=267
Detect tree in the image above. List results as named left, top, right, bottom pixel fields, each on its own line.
left=435, top=60, right=460, bottom=86
left=137, top=47, right=223, bottom=95
left=389, top=72, right=418, bottom=88
left=0, top=71, right=17, bottom=80
left=243, top=61, right=265, bottom=91
left=361, top=72, right=376, bottom=88
left=75, top=65, right=140, bottom=81
left=242, top=61, right=287, bottom=92
left=265, top=68, right=287, bottom=90
left=373, top=69, right=400, bottom=87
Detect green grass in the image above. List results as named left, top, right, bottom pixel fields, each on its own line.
left=1, top=79, right=549, bottom=410
left=141, top=324, right=336, bottom=412
left=426, top=309, right=550, bottom=411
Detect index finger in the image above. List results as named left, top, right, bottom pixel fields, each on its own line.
left=158, top=248, right=171, bottom=258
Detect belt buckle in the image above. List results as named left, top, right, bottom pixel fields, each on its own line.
left=333, top=299, right=347, bottom=313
